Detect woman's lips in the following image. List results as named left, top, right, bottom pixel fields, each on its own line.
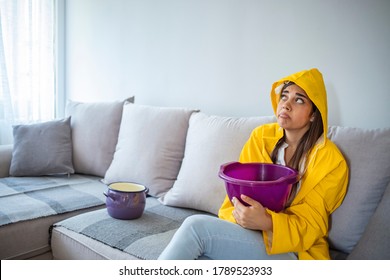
left=278, top=113, right=290, bottom=119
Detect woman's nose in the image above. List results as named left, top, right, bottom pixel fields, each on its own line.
left=282, top=102, right=291, bottom=111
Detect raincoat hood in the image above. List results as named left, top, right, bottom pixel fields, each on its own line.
left=270, top=68, right=328, bottom=138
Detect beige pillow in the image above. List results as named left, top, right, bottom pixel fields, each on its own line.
left=104, top=103, right=197, bottom=197
left=159, top=112, right=275, bottom=215
left=66, top=97, right=134, bottom=177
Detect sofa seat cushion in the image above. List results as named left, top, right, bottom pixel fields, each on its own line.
left=0, top=175, right=106, bottom=227
left=51, top=197, right=209, bottom=260
left=0, top=174, right=107, bottom=259
left=0, top=204, right=105, bottom=260
left=51, top=226, right=139, bottom=260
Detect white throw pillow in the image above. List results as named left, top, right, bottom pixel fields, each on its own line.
left=159, top=112, right=275, bottom=215
left=104, top=103, right=196, bottom=197
left=66, top=97, right=134, bottom=177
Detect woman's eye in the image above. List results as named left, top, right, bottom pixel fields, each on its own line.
left=280, top=94, right=287, bottom=101
left=296, top=98, right=304, bottom=104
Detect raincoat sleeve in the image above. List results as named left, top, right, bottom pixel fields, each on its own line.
left=263, top=145, right=349, bottom=259
left=218, top=195, right=236, bottom=223
left=218, top=124, right=279, bottom=223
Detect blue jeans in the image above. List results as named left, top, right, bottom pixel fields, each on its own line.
left=158, top=214, right=297, bottom=260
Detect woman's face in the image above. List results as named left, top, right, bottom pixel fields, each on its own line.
left=276, top=83, right=314, bottom=134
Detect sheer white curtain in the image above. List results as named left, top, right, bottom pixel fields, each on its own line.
left=0, top=0, right=56, bottom=144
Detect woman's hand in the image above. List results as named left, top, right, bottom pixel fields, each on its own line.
left=232, top=195, right=273, bottom=231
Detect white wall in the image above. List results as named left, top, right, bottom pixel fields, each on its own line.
left=65, top=0, right=390, bottom=129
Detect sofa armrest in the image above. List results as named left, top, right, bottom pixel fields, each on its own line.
left=0, top=144, right=13, bottom=177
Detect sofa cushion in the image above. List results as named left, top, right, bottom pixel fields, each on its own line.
left=9, top=117, right=74, bottom=176
left=0, top=174, right=106, bottom=260
left=0, top=202, right=106, bottom=260
left=327, top=126, right=390, bottom=254
left=0, top=175, right=106, bottom=226
left=347, top=182, right=390, bottom=259
left=104, top=104, right=196, bottom=197
left=66, top=97, right=134, bottom=177
left=51, top=197, right=206, bottom=260
left=159, top=112, right=275, bottom=215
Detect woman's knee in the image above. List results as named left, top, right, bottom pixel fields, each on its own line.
left=182, top=214, right=217, bottom=226
left=178, top=215, right=219, bottom=236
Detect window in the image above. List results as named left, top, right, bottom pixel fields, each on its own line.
left=0, top=0, right=57, bottom=144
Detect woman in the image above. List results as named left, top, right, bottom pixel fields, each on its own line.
left=158, top=68, right=349, bottom=260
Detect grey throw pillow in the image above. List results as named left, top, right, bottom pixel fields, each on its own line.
left=347, top=182, right=390, bottom=259
left=327, top=126, right=390, bottom=254
left=9, top=117, right=74, bottom=176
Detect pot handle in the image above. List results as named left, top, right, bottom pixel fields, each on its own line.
left=103, top=191, right=116, bottom=201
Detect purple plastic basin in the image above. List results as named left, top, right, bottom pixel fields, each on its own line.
left=103, top=182, right=148, bottom=220
left=219, top=162, right=299, bottom=212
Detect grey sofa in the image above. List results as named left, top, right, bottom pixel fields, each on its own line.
left=0, top=100, right=389, bottom=260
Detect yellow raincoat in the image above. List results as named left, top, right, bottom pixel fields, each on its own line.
left=218, top=68, right=349, bottom=260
